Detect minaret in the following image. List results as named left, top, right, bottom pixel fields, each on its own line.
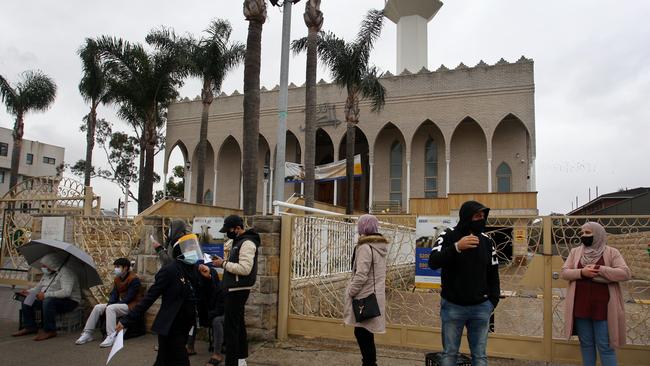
left=384, top=0, right=443, bottom=73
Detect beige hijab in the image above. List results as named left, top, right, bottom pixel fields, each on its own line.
left=580, top=222, right=607, bottom=266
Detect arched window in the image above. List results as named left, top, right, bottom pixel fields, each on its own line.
left=203, top=189, right=213, bottom=205
left=424, top=138, right=438, bottom=198
left=389, top=141, right=403, bottom=204
left=497, top=163, right=512, bottom=193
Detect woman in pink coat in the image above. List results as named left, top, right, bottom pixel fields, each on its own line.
left=561, top=222, right=631, bottom=366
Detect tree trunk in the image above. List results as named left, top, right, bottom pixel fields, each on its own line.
left=303, top=28, right=318, bottom=208
left=9, top=114, right=24, bottom=193
left=195, top=80, right=213, bottom=204
left=242, top=19, right=263, bottom=215
left=83, top=105, right=97, bottom=187
left=345, top=121, right=356, bottom=214
left=138, top=111, right=156, bottom=213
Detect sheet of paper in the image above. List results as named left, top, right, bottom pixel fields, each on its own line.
left=106, top=330, right=124, bottom=365
left=203, top=253, right=213, bottom=263
left=23, top=286, right=41, bottom=306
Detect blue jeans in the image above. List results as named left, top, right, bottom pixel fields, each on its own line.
left=440, top=298, right=493, bottom=366
left=22, top=297, right=78, bottom=332
left=574, top=318, right=617, bottom=366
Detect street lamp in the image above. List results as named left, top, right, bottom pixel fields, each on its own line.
left=272, top=0, right=301, bottom=215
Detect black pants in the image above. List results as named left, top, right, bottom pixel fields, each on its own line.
left=354, top=327, right=377, bottom=366
left=224, top=290, right=250, bottom=366
left=154, top=310, right=193, bottom=366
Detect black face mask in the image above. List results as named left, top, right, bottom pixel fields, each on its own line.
left=581, top=236, right=594, bottom=247
left=226, top=231, right=238, bottom=240
left=469, top=219, right=486, bottom=234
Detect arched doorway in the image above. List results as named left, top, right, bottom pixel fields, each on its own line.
left=164, top=140, right=189, bottom=201
left=191, top=142, right=215, bottom=204
left=411, top=120, right=446, bottom=198
left=314, top=128, right=335, bottom=204
left=257, top=135, right=271, bottom=214
left=373, top=122, right=407, bottom=212
left=491, top=114, right=531, bottom=192
left=450, top=117, right=487, bottom=193
left=215, top=136, right=241, bottom=209
left=284, top=130, right=302, bottom=199
left=338, top=126, right=370, bottom=212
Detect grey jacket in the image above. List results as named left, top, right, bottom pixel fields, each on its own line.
left=37, top=253, right=81, bottom=303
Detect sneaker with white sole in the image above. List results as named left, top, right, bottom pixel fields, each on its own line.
left=238, top=359, right=247, bottom=366
left=75, top=331, right=94, bottom=345
left=100, top=333, right=116, bottom=348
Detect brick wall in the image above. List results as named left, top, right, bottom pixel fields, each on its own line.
left=607, top=232, right=650, bottom=281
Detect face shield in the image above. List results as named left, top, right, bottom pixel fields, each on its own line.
left=173, top=234, right=204, bottom=265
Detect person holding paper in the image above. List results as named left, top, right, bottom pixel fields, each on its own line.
left=75, top=257, right=142, bottom=347
left=12, top=253, right=80, bottom=341
left=116, top=233, right=216, bottom=366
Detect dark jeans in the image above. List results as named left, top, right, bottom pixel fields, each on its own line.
left=155, top=310, right=193, bottom=366
left=440, top=299, right=493, bottom=366
left=354, top=327, right=377, bottom=366
left=224, top=290, right=250, bottom=366
left=21, top=297, right=78, bottom=332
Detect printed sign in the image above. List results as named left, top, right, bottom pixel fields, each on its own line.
left=41, top=216, right=65, bottom=241
left=415, top=216, right=458, bottom=289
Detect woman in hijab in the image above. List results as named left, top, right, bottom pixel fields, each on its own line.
left=116, top=222, right=215, bottom=366
left=343, top=214, right=388, bottom=366
left=561, top=222, right=632, bottom=366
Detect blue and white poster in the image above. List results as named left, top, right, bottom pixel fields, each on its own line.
left=415, top=216, right=457, bottom=289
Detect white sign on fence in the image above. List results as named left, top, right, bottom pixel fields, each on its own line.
left=41, top=216, right=65, bottom=241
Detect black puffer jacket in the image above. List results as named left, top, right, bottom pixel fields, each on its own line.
left=428, top=201, right=501, bottom=307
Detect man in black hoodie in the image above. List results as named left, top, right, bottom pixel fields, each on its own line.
left=428, top=201, right=500, bottom=366
left=212, top=215, right=260, bottom=366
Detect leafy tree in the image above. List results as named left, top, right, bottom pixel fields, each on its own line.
left=154, top=165, right=185, bottom=202
left=293, top=9, right=386, bottom=214
left=0, top=71, right=57, bottom=191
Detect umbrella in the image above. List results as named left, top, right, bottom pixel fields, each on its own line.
left=18, top=238, right=103, bottom=288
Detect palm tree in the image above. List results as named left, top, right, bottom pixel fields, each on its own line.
left=187, top=20, right=245, bottom=204
left=97, top=33, right=188, bottom=212
left=78, top=38, right=113, bottom=187
left=301, top=0, right=323, bottom=208
left=242, top=0, right=267, bottom=215
left=0, top=71, right=57, bottom=191
left=293, top=9, right=386, bottom=214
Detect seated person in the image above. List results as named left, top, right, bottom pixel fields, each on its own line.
left=75, top=257, right=142, bottom=347
left=13, top=253, right=80, bottom=341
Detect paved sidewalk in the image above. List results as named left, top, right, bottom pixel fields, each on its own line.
left=0, top=319, right=574, bottom=365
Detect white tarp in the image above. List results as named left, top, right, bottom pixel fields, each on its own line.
left=285, top=155, right=361, bottom=183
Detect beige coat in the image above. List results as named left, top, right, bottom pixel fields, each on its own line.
left=343, top=235, right=388, bottom=334
left=561, top=245, right=632, bottom=348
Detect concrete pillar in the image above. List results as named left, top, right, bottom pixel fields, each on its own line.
left=369, top=161, right=374, bottom=212
left=162, top=172, right=168, bottom=198
left=269, top=168, right=274, bottom=214
left=406, top=159, right=411, bottom=213
left=333, top=179, right=338, bottom=206
left=530, top=157, right=537, bottom=191
left=184, top=168, right=192, bottom=202
left=487, top=158, right=493, bottom=193
left=445, top=159, right=450, bottom=196
left=213, top=170, right=218, bottom=205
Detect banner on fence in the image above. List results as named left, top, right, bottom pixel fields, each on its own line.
left=192, top=217, right=225, bottom=265
left=415, top=216, right=458, bottom=289
left=285, top=155, right=362, bottom=183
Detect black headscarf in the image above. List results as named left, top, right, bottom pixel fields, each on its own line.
left=166, top=219, right=190, bottom=257
left=452, top=201, right=491, bottom=239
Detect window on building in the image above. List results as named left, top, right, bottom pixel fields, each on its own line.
left=424, top=138, right=438, bottom=198
left=43, top=156, right=56, bottom=165
left=497, top=162, right=512, bottom=193
left=0, top=171, right=5, bottom=184
left=26, top=153, right=33, bottom=165
left=389, top=141, right=403, bottom=204
left=0, top=142, right=8, bottom=157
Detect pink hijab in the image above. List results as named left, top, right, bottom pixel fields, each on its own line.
left=357, top=214, right=379, bottom=236
left=580, top=221, right=608, bottom=266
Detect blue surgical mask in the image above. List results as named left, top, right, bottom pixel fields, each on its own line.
left=180, top=251, right=200, bottom=265
left=41, top=267, right=51, bottom=275
left=114, top=267, right=123, bottom=277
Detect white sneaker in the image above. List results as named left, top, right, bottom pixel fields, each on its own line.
left=238, top=359, right=247, bottom=366
left=75, top=331, right=94, bottom=345
left=100, top=333, right=116, bottom=348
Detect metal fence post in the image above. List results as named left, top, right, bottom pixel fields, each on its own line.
left=277, top=215, right=292, bottom=340
left=542, top=216, right=553, bottom=362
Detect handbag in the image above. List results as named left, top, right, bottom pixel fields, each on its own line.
left=351, top=245, right=381, bottom=322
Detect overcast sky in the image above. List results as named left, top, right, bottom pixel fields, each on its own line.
left=1, top=0, right=649, bottom=215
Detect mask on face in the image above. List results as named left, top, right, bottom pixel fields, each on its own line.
left=114, top=267, right=123, bottom=277
left=41, top=267, right=51, bottom=275
left=180, top=250, right=200, bottom=265
left=581, top=236, right=594, bottom=247
left=469, top=219, right=486, bottom=234
left=226, top=230, right=238, bottom=240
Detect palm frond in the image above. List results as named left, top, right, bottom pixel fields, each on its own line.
left=353, top=9, right=384, bottom=65
left=15, top=70, right=57, bottom=112
left=359, top=66, right=386, bottom=112
left=78, top=38, right=110, bottom=105
left=0, top=74, right=17, bottom=111
left=291, top=36, right=309, bottom=55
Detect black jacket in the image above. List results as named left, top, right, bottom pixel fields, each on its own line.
left=204, top=268, right=225, bottom=323
left=222, top=229, right=260, bottom=290
left=120, top=260, right=216, bottom=336
left=428, top=201, right=501, bottom=307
